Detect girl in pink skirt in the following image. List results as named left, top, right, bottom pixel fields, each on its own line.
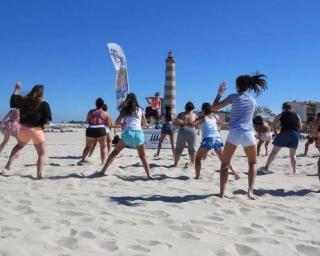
left=0, top=108, right=20, bottom=154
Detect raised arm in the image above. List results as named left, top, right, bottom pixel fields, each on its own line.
left=212, top=82, right=232, bottom=111
left=12, top=81, right=22, bottom=95
left=271, top=114, right=281, bottom=134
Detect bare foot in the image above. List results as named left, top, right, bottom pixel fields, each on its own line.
left=154, top=153, right=159, bottom=157
left=194, top=176, right=200, bottom=180
left=4, top=164, right=10, bottom=170
left=234, top=173, right=241, bottom=180
left=218, top=193, right=232, bottom=199
left=247, top=189, right=257, bottom=200
left=77, top=161, right=84, bottom=166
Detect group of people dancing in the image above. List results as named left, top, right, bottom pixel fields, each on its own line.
left=1, top=73, right=319, bottom=199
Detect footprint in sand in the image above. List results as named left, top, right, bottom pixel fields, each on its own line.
left=14, top=205, right=34, bottom=214
left=235, top=227, right=254, bottom=235
left=235, top=244, right=261, bottom=256
left=245, top=237, right=280, bottom=245
left=179, top=232, right=200, bottom=240
left=149, top=210, right=170, bottom=218
left=136, top=239, right=172, bottom=248
left=79, top=231, right=95, bottom=239
left=296, top=244, right=320, bottom=256
left=127, top=245, right=151, bottom=253
left=98, top=241, right=119, bottom=251
left=57, top=237, right=78, bottom=250
left=208, top=216, right=224, bottom=222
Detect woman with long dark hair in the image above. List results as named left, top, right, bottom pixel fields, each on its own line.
left=99, top=93, right=151, bottom=178
left=5, top=83, right=52, bottom=178
left=213, top=73, right=267, bottom=199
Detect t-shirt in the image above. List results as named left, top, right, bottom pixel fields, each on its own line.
left=228, top=93, right=256, bottom=131
left=280, top=111, right=300, bottom=133
left=10, top=95, right=52, bottom=128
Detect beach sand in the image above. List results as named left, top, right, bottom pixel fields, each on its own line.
left=0, top=130, right=320, bottom=256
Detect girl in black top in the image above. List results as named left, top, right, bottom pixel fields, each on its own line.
left=5, top=83, right=52, bottom=178
left=263, top=102, right=301, bottom=174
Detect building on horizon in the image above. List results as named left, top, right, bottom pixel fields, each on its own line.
left=290, top=101, right=320, bottom=122
left=254, top=106, right=276, bottom=122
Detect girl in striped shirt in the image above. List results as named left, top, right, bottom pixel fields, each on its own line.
left=213, top=73, right=267, bottom=199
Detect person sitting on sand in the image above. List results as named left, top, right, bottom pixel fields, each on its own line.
left=263, top=102, right=302, bottom=175
left=0, top=83, right=21, bottom=155
left=5, top=83, right=52, bottom=179
left=99, top=93, right=151, bottom=178
left=154, top=105, right=175, bottom=158
left=304, top=114, right=320, bottom=156
left=253, top=115, right=272, bottom=156
left=145, top=92, right=161, bottom=128
left=213, top=73, right=268, bottom=199
left=193, top=103, right=240, bottom=180
left=173, top=101, right=198, bottom=167
left=89, top=104, right=113, bottom=157
left=78, top=98, right=109, bottom=166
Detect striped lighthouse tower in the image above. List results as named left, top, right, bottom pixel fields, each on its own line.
left=163, top=50, right=176, bottom=116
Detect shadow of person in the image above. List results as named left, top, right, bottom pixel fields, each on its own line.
left=115, top=174, right=190, bottom=182
left=233, top=188, right=320, bottom=197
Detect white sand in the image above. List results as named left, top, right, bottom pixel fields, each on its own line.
left=0, top=130, right=320, bottom=256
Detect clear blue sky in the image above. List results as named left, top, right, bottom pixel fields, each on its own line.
left=1, top=0, right=319, bottom=122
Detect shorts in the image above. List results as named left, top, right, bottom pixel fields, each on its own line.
left=273, top=131, right=299, bottom=149
left=161, top=123, right=174, bottom=135
left=260, top=132, right=272, bottom=141
left=86, top=127, right=107, bottom=138
left=176, top=126, right=196, bottom=155
left=18, top=126, right=45, bottom=145
left=201, top=137, right=224, bottom=151
left=227, top=129, right=256, bottom=147
left=122, top=130, right=145, bottom=148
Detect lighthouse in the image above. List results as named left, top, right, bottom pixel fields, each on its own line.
left=163, top=50, right=176, bottom=116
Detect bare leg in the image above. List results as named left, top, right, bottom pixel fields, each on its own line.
left=5, top=142, right=26, bottom=170
left=264, top=145, right=281, bottom=171
left=97, top=136, right=107, bottom=165
left=78, top=137, right=95, bottom=165
left=265, top=140, right=270, bottom=156
left=89, top=140, right=97, bottom=157
left=216, top=149, right=240, bottom=180
left=194, top=147, right=208, bottom=179
left=0, top=134, right=10, bottom=154
left=100, top=140, right=126, bottom=174
left=137, top=144, right=151, bottom=178
left=289, top=147, right=297, bottom=174
left=106, top=133, right=112, bottom=156
left=155, top=133, right=166, bottom=157
left=169, top=133, right=175, bottom=158
left=174, top=153, right=181, bottom=167
left=304, top=140, right=312, bottom=156
left=34, top=142, right=46, bottom=178
left=219, top=142, right=237, bottom=198
left=244, top=145, right=258, bottom=200
left=257, top=139, right=263, bottom=156
left=318, top=157, right=320, bottom=182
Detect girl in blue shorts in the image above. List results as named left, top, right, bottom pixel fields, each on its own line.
left=100, top=93, right=151, bottom=178
left=194, top=103, right=239, bottom=180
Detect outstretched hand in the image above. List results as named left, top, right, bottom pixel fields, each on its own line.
left=15, top=81, right=22, bottom=90
left=218, top=81, right=227, bottom=95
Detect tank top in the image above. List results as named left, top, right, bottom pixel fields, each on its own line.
left=150, top=98, right=160, bottom=110
left=229, top=93, right=256, bottom=131
left=201, top=116, right=220, bottom=139
left=164, top=111, right=173, bottom=123
left=280, top=111, right=300, bottom=132
left=123, top=108, right=143, bottom=130
left=89, top=110, right=105, bottom=126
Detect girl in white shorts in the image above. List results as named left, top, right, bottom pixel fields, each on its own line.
left=213, top=73, right=268, bottom=199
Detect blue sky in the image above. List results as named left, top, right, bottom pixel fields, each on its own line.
left=1, top=0, right=319, bottom=122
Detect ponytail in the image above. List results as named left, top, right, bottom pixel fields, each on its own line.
left=236, top=72, right=267, bottom=96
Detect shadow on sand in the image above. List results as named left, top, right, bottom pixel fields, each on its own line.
left=119, top=162, right=173, bottom=169
left=49, top=155, right=82, bottom=160
left=110, top=193, right=215, bottom=206
left=234, top=188, right=320, bottom=197
left=116, top=174, right=189, bottom=182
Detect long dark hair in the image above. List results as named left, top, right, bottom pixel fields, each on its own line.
left=21, top=85, right=44, bottom=114
left=201, top=103, right=213, bottom=115
left=236, top=72, right=267, bottom=96
left=121, top=93, right=140, bottom=116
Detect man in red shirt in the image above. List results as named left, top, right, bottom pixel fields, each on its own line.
left=145, top=92, right=161, bottom=128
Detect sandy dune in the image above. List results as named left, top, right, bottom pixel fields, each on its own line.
left=0, top=130, right=319, bottom=256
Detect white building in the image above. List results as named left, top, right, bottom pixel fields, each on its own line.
left=254, top=106, right=276, bottom=122
left=291, top=101, right=320, bottom=122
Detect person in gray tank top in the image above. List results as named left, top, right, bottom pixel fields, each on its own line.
left=213, top=73, right=268, bottom=200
